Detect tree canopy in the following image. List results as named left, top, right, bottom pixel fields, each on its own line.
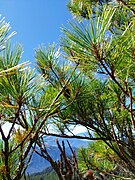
left=0, top=0, right=135, bottom=179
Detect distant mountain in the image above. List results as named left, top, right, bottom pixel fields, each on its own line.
left=26, top=135, right=90, bottom=175
left=43, top=135, right=90, bottom=148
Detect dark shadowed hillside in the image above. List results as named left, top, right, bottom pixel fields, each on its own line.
left=26, top=166, right=58, bottom=180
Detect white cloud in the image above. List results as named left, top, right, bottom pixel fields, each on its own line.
left=0, top=122, right=12, bottom=139
left=72, top=125, right=87, bottom=135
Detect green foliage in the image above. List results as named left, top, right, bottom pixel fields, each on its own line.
left=61, top=0, right=135, bottom=177
left=1, top=0, right=135, bottom=179
left=0, top=17, right=16, bottom=51
left=67, top=0, right=112, bottom=20
left=0, top=17, right=65, bottom=179
left=78, top=141, right=116, bottom=173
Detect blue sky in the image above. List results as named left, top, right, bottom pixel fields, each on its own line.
left=0, top=0, right=71, bottom=63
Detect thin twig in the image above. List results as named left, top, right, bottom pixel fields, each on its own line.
left=129, top=87, right=135, bottom=129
